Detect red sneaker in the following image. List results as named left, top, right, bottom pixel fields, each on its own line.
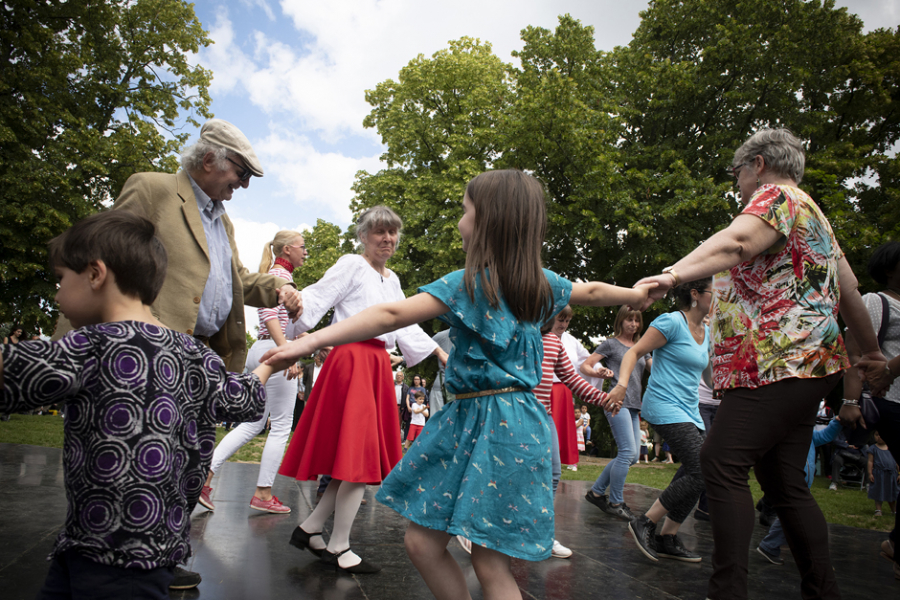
left=199, top=486, right=215, bottom=511
left=250, top=495, right=291, bottom=514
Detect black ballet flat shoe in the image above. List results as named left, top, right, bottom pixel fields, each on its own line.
left=289, top=526, right=324, bottom=557
left=320, top=548, right=382, bottom=574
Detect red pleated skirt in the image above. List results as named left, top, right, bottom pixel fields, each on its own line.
left=550, top=382, right=579, bottom=464
left=278, top=340, right=401, bottom=485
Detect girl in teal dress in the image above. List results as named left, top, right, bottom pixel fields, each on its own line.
left=264, top=170, right=653, bottom=599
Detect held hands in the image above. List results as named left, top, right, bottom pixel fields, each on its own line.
left=286, top=363, right=302, bottom=381
left=262, top=337, right=317, bottom=372
left=278, top=286, right=303, bottom=318
left=839, top=403, right=867, bottom=431
left=604, top=384, right=626, bottom=416
left=593, top=366, right=614, bottom=379
left=633, top=275, right=674, bottom=310
left=628, top=282, right=659, bottom=311
left=856, top=350, right=892, bottom=396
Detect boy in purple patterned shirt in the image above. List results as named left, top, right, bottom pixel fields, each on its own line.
left=0, top=211, right=274, bottom=599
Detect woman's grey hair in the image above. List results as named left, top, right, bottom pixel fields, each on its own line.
left=356, top=205, right=403, bottom=250
left=734, top=128, right=806, bottom=184
left=181, top=139, right=229, bottom=173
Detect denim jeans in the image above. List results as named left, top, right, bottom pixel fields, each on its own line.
left=551, top=423, right=561, bottom=496
left=591, top=407, right=640, bottom=504
left=758, top=517, right=787, bottom=558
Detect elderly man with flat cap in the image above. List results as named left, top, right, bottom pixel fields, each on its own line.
left=57, top=119, right=302, bottom=590
left=113, top=119, right=302, bottom=372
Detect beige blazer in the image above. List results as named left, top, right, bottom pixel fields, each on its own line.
left=56, top=171, right=291, bottom=372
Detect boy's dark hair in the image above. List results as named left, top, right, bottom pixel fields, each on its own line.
left=49, top=211, right=168, bottom=305
left=414, top=391, right=426, bottom=399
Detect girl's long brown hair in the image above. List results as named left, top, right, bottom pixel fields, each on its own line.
left=463, top=170, right=552, bottom=323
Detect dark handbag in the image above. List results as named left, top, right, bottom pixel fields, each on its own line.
left=860, top=293, right=890, bottom=428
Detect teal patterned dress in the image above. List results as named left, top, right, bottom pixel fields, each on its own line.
left=375, top=269, right=572, bottom=561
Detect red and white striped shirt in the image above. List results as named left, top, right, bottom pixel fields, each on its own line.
left=534, top=332, right=608, bottom=415
left=257, top=265, right=292, bottom=339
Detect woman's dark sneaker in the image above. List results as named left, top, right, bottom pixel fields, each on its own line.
left=655, top=534, right=701, bottom=563
left=628, top=516, right=658, bottom=562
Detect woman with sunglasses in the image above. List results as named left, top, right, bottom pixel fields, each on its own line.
left=609, top=278, right=713, bottom=564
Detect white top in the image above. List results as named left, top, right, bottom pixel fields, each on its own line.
left=395, top=383, right=404, bottom=405
left=553, top=331, right=591, bottom=384
left=698, top=379, right=719, bottom=406
left=411, top=403, right=427, bottom=426
left=311, top=363, right=323, bottom=389
left=286, top=254, right=437, bottom=367
left=864, top=292, right=900, bottom=403
left=580, top=411, right=591, bottom=427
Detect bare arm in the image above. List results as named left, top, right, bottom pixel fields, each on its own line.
left=636, top=214, right=783, bottom=309
left=606, top=327, right=668, bottom=406
left=263, top=318, right=289, bottom=347
left=252, top=362, right=274, bottom=386
left=580, top=353, right=603, bottom=378
left=838, top=257, right=890, bottom=394
left=868, top=452, right=875, bottom=483
left=570, top=282, right=655, bottom=309
left=262, top=292, right=449, bottom=371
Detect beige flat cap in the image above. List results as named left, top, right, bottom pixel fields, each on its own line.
left=200, top=119, right=264, bottom=177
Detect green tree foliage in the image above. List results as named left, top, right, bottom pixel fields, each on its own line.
left=291, top=218, right=354, bottom=332
left=354, top=2, right=899, bottom=342
left=0, top=0, right=213, bottom=334
left=614, top=0, right=900, bottom=293
left=352, top=38, right=513, bottom=336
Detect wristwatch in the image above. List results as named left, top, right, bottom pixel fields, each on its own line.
left=662, top=266, right=680, bottom=286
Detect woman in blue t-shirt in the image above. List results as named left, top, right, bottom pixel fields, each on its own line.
left=608, top=278, right=712, bottom=564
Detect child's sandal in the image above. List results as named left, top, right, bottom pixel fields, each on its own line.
left=875, top=509, right=882, bottom=517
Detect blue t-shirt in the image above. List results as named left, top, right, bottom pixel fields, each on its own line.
left=641, top=312, right=709, bottom=429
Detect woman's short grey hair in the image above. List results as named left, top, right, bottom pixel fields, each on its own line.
left=181, top=139, right=228, bottom=173
left=734, top=128, right=806, bottom=184
left=356, top=205, right=403, bottom=250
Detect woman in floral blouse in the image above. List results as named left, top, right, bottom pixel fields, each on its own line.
left=636, top=129, right=889, bottom=600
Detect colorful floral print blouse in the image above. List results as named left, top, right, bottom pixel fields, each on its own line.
left=711, top=184, right=849, bottom=390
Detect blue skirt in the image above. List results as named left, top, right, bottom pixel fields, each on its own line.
left=376, top=389, right=554, bottom=561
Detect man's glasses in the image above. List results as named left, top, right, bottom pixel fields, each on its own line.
left=226, top=157, right=252, bottom=182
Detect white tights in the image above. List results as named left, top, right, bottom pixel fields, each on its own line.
left=301, top=479, right=365, bottom=558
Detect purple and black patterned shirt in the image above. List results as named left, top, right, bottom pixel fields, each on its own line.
left=0, top=321, right=266, bottom=569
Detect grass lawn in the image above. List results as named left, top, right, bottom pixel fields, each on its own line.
left=1, top=415, right=889, bottom=531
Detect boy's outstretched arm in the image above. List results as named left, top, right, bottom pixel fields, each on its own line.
left=253, top=363, right=274, bottom=386
left=570, top=282, right=655, bottom=309
left=263, top=293, right=449, bottom=371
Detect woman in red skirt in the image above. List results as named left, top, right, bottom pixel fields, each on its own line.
left=281, top=206, right=447, bottom=573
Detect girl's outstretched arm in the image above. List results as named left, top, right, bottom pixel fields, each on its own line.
left=570, top=282, right=655, bottom=309
left=262, top=293, right=449, bottom=370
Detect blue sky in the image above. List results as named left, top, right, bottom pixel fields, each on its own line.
left=182, top=0, right=897, bottom=330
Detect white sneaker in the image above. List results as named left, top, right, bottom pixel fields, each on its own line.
left=566, top=465, right=578, bottom=471
left=551, top=539, right=573, bottom=559
left=828, top=482, right=838, bottom=491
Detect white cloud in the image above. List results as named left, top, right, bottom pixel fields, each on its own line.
left=252, top=129, right=382, bottom=224
left=203, top=13, right=258, bottom=96
left=203, top=0, right=647, bottom=142
left=241, top=0, right=276, bottom=21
